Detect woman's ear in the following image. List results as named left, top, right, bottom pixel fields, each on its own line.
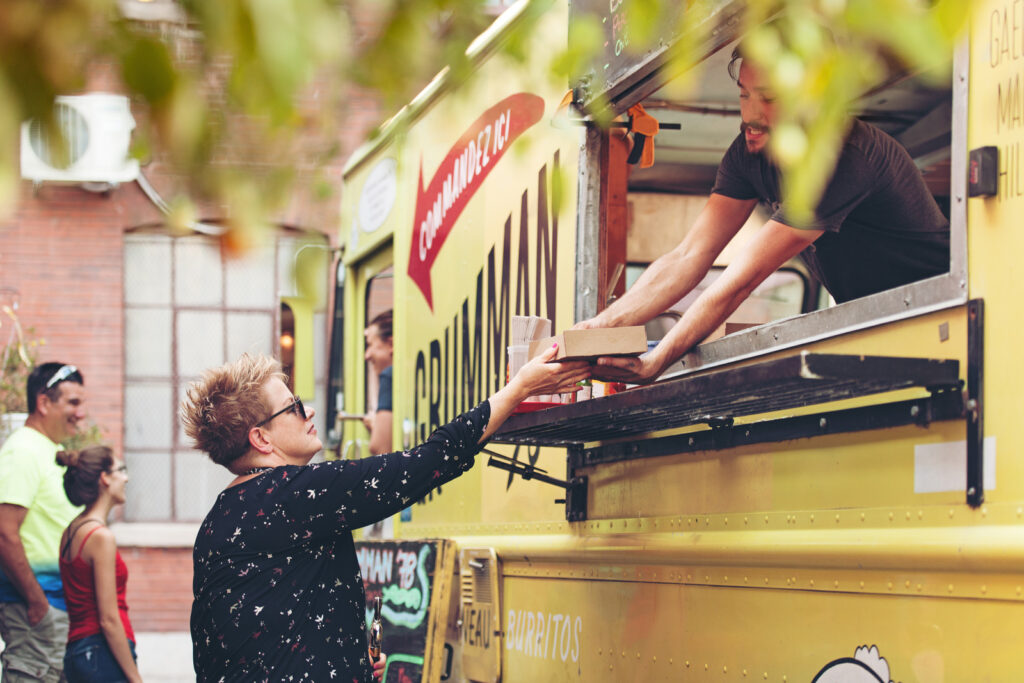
left=99, top=470, right=112, bottom=489
left=248, top=426, right=274, bottom=454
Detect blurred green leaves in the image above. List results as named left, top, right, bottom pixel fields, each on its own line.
left=571, top=0, right=966, bottom=224
left=681, top=0, right=967, bottom=224
left=0, top=0, right=515, bottom=250
left=0, top=0, right=970, bottom=246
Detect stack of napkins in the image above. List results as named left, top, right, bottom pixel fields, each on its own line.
left=508, top=316, right=553, bottom=403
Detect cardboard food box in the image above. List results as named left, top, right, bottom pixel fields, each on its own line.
left=528, top=326, right=648, bottom=362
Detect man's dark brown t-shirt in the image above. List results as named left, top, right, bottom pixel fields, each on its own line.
left=712, top=119, right=950, bottom=303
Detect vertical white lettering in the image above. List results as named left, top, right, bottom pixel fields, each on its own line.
left=535, top=612, right=547, bottom=659
left=458, top=149, right=469, bottom=194
left=506, top=610, right=516, bottom=651
left=572, top=616, right=581, bottom=662
left=432, top=195, right=443, bottom=233
left=525, top=612, right=536, bottom=656
left=418, top=218, right=429, bottom=260
left=544, top=612, right=555, bottom=658
left=451, top=155, right=461, bottom=199
left=443, top=175, right=453, bottom=213
left=559, top=613, right=571, bottom=661
left=467, top=141, right=477, bottom=183
left=479, top=126, right=492, bottom=169
left=493, top=114, right=503, bottom=153
left=549, top=613, right=563, bottom=658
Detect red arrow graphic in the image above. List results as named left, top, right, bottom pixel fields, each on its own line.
left=408, top=93, right=545, bottom=309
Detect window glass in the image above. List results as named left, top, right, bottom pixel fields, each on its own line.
left=174, top=450, right=235, bottom=520
left=125, top=308, right=172, bottom=377
left=124, top=230, right=329, bottom=521
left=226, top=243, right=276, bottom=307
left=124, top=235, right=172, bottom=306
left=124, top=383, right=173, bottom=449
left=226, top=311, right=273, bottom=362
left=174, top=237, right=223, bottom=306
left=123, top=452, right=171, bottom=521
left=176, top=310, right=225, bottom=377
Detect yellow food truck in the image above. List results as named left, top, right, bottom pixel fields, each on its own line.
left=331, top=0, right=1023, bottom=679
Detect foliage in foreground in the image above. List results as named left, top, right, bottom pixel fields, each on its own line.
left=0, top=0, right=968, bottom=245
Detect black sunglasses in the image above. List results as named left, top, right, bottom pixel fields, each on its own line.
left=255, top=396, right=306, bottom=428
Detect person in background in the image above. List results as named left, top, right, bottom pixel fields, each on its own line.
left=362, top=310, right=393, bottom=455
left=57, top=446, right=140, bottom=683
left=578, top=41, right=949, bottom=384
left=180, top=347, right=588, bottom=682
left=0, top=363, right=86, bottom=682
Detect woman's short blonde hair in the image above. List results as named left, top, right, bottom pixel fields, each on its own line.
left=180, top=353, right=285, bottom=467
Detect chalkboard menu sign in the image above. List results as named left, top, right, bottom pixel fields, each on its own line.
left=356, top=539, right=456, bottom=682
left=570, top=0, right=740, bottom=107
left=570, top=0, right=683, bottom=103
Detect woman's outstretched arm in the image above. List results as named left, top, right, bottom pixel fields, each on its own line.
left=481, top=343, right=591, bottom=443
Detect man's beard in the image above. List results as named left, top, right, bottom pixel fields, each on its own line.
left=740, top=121, right=770, bottom=154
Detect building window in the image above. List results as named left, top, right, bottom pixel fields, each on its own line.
left=122, top=230, right=328, bottom=521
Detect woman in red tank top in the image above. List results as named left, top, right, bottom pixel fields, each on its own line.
left=57, top=446, right=142, bottom=683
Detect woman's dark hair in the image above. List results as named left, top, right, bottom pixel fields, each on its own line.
left=57, top=446, right=114, bottom=506
left=367, top=309, right=393, bottom=341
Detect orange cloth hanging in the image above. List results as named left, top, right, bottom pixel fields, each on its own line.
left=626, top=104, right=660, bottom=168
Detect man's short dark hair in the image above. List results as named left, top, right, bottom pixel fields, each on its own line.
left=27, top=362, right=83, bottom=414
left=727, top=45, right=744, bottom=83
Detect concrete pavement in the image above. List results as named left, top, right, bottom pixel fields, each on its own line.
left=0, top=631, right=196, bottom=682
left=136, top=632, right=195, bottom=682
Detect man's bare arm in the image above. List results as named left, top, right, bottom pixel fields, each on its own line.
left=579, top=194, right=758, bottom=329
left=594, top=219, right=823, bottom=382
left=0, top=503, right=50, bottom=624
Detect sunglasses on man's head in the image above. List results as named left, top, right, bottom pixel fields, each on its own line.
left=45, top=364, right=79, bottom=389
left=255, top=396, right=306, bottom=428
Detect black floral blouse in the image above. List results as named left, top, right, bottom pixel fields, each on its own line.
left=191, top=402, right=491, bottom=683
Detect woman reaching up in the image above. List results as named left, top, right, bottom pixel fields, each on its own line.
left=180, top=344, right=589, bottom=682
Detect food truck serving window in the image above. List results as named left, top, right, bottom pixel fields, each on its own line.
left=572, top=8, right=967, bottom=377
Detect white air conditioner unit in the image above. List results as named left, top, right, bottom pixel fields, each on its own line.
left=20, top=94, right=139, bottom=188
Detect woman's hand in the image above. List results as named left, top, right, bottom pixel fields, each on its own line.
left=508, top=343, right=591, bottom=400
left=370, top=651, right=386, bottom=681
left=482, top=343, right=591, bottom=442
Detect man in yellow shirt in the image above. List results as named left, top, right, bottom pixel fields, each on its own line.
left=0, top=363, right=86, bottom=682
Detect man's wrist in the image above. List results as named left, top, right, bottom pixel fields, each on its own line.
left=645, top=343, right=675, bottom=379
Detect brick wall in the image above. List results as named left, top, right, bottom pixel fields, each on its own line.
left=3, top=183, right=145, bottom=454
left=121, top=546, right=194, bottom=632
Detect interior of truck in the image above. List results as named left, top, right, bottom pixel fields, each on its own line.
left=615, top=39, right=955, bottom=358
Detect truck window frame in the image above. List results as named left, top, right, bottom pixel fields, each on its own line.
left=575, top=41, right=968, bottom=378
